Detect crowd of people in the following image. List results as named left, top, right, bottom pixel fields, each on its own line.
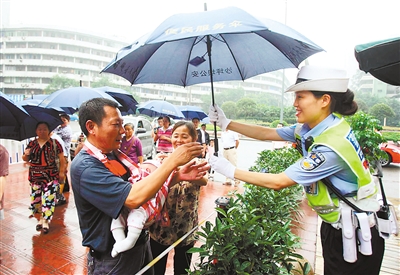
left=1, top=64, right=393, bottom=275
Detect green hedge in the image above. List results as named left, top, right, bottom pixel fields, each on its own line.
left=189, top=147, right=310, bottom=275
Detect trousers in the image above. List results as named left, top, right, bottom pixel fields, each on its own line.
left=321, top=221, right=385, bottom=275
left=150, top=238, right=194, bottom=275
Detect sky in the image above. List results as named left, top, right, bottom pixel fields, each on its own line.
left=2, top=0, right=400, bottom=82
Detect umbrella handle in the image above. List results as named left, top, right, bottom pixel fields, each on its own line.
left=206, top=34, right=219, bottom=154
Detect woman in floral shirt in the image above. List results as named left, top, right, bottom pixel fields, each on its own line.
left=149, top=121, right=208, bottom=275
left=22, top=122, right=66, bottom=234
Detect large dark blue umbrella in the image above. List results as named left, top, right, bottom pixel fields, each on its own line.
left=355, top=37, right=400, bottom=86
left=16, top=100, right=63, bottom=133
left=101, top=6, right=323, bottom=151
left=0, top=92, right=38, bottom=141
left=178, top=105, right=208, bottom=120
left=94, top=86, right=138, bottom=115
left=137, top=100, right=184, bottom=119
left=38, top=87, right=121, bottom=114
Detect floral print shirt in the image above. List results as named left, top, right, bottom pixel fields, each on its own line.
left=149, top=158, right=204, bottom=247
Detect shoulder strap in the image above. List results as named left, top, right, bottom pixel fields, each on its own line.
left=305, top=135, right=368, bottom=213
left=321, top=177, right=367, bottom=213
left=125, top=136, right=136, bottom=154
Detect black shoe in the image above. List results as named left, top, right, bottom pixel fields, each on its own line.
left=55, top=193, right=67, bottom=206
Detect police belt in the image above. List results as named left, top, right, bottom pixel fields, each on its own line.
left=89, top=230, right=149, bottom=260
left=330, top=211, right=376, bottom=230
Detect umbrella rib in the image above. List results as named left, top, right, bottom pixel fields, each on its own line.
left=217, top=33, right=246, bottom=81
left=184, top=37, right=206, bottom=87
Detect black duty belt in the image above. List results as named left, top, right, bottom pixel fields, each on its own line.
left=89, top=230, right=149, bottom=260
left=224, top=147, right=235, bottom=150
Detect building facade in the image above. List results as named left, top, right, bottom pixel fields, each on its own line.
left=0, top=26, right=292, bottom=106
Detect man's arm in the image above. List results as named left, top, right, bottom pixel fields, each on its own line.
left=125, top=142, right=204, bottom=209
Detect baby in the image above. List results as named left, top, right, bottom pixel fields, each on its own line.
left=110, top=159, right=170, bottom=257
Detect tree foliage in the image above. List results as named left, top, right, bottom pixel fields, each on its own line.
left=43, top=75, right=79, bottom=94
left=345, top=111, right=386, bottom=165
left=236, top=98, right=257, bottom=119
left=221, top=101, right=237, bottom=119
left=369, top=103, right=395, bottom=125
left=189, top=148, right=306, bottom=275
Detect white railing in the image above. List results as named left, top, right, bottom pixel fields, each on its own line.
left=0, top=139, right=29, bottom=164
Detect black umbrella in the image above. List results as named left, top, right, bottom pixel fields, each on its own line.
left=0, top=92, right=61, bottom=141
left=354, top=37, right=400, bottom=86
left=94, top=86, right=139, bottom=115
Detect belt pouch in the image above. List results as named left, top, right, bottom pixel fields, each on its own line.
left=341, top=207, right=357, bottom=263
left=355, top=212, right=372, bottom=255
left=375, top=211, right=391, bottom=239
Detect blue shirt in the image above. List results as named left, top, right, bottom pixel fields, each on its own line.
left=276, top=115, right=358, bottom=195
left=71, top=149, right=132, bottom=252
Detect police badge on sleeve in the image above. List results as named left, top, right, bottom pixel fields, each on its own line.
left=300, top=152, right=326, bottom=171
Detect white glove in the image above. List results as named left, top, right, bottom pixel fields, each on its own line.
left=210, top=155, right=236, bottom=180
left=208, top=104, right=231, bottom=131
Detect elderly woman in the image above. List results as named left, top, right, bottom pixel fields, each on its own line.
left=120, top=123, right=143, bottom=166
left=22, top=122, right=66, bottom=234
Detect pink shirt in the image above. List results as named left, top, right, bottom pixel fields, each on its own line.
left=156, top=127, right=173, bottom=153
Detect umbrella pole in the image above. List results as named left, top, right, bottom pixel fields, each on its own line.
left=206, top=35, right=219, bottom=154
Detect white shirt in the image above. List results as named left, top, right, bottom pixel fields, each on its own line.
left=221, top=130, right=239, bottom=149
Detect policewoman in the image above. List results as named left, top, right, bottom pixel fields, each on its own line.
left=208, top=65, right=385, bottom=275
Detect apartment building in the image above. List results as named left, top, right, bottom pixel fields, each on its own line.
left=0, top=26, right=292, bottom=107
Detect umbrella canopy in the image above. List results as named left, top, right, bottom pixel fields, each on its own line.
left=178, top=105, right=208, bottom=120
left=102, top=6, right=323, bottom=151
left=0, top=92, right=38, bottom=141
left=17, top=100, right=63, bottom=133
left=94, top=86, right=138, bottom=115
left=137, top=100, right=184, bottom=119
left=355, top=37, right=400, bottom=86
left=102, top=6, right=323, bottom=87
left=38, top=87, right=121, bottom=114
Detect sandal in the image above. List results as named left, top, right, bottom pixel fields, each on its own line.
left=42, top=220, right=49, bottom=234
left=36, top=217, right=44, bottom=231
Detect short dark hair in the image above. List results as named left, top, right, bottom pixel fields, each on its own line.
left=35, top=121, right=50, bottom=131
left=172, top=121, right=197, bottom=141
left=201, top=123, right=206, bottom=127
left=78, top=98, right=119, bottom=136
left=59, top=113, right=70, bottom=121
left=124, top=122, right=134, bottom=129
left=163, top=116, right=171, bottom=123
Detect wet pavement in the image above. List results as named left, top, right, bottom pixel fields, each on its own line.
left=1, top=161, right=398, bottom=274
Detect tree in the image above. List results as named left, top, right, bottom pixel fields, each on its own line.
left=221, top=101, right=237, bottom=119
left=356, top=98, right=368, bottom=113
left=90, top=76, right=118, bottom=88
left=43, top=75, right=79, bottom=94
left=386, top=99, right=400, bottom=127
left=369, top=103, right=395, bottom=125
left=236, top=98, right=257, bottom=119
left=345, top=111, right=386, bottom=166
